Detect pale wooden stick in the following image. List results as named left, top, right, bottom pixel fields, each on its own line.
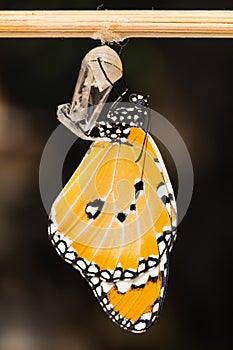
left=0, top=10, right=233, bottom=39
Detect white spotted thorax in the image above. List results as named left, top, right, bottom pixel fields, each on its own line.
left=47, top=46, right=179, bottom=333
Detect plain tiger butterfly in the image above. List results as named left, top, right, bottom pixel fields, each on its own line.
left=48, top=45, right=177, bottom=333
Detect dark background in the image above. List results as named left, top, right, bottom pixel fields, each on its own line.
left=0, top=1, right=233, bottom=349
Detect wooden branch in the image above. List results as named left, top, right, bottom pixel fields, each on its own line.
left=0, top=10, right=233, bottom=39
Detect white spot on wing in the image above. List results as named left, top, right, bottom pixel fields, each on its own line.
left=86, top=205, right=98, bottom=216
left=76, top=260, right=86, bottom=270
left=101, top=281, right=113, bottom=293
left=90, top=277, right=99, bottom=285
left=113, top=269, right=122, bottom=280
left=153, top=303, right=159, bottom=313
left=116, top=280, right=132, bottom=293
left=160, top=287, right=165, bottom=297
left=134, top=322, right=146, bottom=331
left=65, top=251, right=76, bottom=260
left=52, top=233, right=60, bottom=243
left=87, top=265, right=99, bottom=274
left=138, top=262, right=146, bottom=273
left=101, top=271, right=111, bottom=280
left=158, top=240, right=166, bottom=254
left=149, top=267, right=159, bottom=278
left=95, top=285, right=102, bottom=297
left=124, top=270, right=135, bottom=279
left=157, top=184, right=167, bottom=198
left=57, top=242, right=66, bottom=254
left=122, top=319, right=127, bottom=325
left=133, top=271, right=149, bottom=287
left=148, top=259, right=158, bottom=267
left=50, top=223, right=57, bottom=234
left=151, top=315, right=157, bottom=323
left=140, top=312, right=151, bottom=321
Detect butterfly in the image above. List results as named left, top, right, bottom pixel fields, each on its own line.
left=48, top=46, right=177, bottom=333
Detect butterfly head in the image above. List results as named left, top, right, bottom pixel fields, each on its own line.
left=129, top=93, right=149, bottom=108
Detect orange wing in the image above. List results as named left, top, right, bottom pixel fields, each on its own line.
left=48, top=127, right=177, bottom=332
left=87, top=249, right=170, bottom=332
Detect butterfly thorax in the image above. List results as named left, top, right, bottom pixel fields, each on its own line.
left=87, top=104, right=146, bottom=142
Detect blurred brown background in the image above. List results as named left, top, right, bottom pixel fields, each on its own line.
left=0, top=1, right=233, bottom=350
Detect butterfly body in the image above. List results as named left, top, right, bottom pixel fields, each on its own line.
left=48, top=98, right=177, bottom=332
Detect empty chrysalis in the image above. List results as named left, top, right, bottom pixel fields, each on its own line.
left=57, top=45, right=123, bottom=138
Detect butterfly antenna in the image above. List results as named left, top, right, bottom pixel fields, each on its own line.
left=140, top=133, right=149, bottom=181
left=135, top=108, right=151, bottom=164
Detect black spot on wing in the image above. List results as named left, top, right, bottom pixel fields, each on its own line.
left=117, top=212, right=127, bottom=223
left=161, top=195, right=171, bottom=204
left=161, top=193, right=174, bottom=204
left=130, top=203, right=136, bottom=211
left=135, top=180, right=144, bottom=192
left=85, top=198, right=104, bottom=219
left=135, top=180, right=144, bottom=199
